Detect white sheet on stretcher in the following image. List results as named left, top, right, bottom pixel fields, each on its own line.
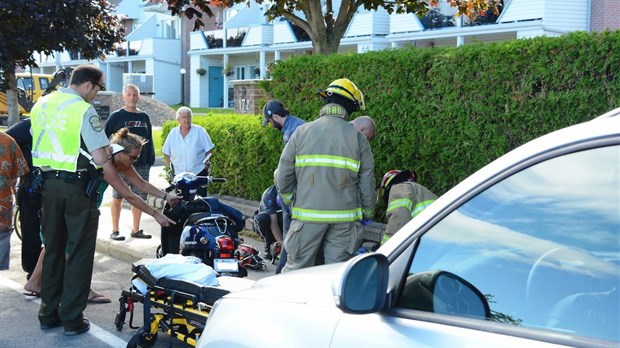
left=131, top=254, right=255, bottom=294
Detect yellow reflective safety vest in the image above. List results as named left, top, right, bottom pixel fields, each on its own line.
left=31, top=89, right=90, bottom=172
left=385, top=181, right=437, bottom=237
left=277, top=103, right=376, bottom=223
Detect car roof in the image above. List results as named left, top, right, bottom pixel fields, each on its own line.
left=595, top=106, right=620, bottom=119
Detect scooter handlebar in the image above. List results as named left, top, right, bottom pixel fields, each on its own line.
left=211, top=177, right=226, bottom=183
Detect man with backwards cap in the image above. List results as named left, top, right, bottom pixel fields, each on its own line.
left=275, top=79, right=376, bottom=272
left=262, top=100, right=305, bottom=273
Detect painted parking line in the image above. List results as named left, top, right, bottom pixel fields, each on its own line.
left=0, top=274, right=128, bottom=348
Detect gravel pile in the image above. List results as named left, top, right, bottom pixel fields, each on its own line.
left=106, top=92, right=176, bottom=127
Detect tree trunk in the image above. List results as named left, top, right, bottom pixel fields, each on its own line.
left=2, top=69, right=20, bottom=127
left=311, top=31, right=343, bottom=55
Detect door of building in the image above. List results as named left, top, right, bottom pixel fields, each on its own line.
left=208, top=66, right=224, bottom=107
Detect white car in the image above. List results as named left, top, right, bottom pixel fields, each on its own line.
left=198, top=110, right=620, bottom=348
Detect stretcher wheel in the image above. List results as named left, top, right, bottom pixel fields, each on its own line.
left=127, top=327, right=158, bottom=348
left=114, top=312, right=125, bottom=331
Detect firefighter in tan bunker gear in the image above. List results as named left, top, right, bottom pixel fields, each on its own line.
left=381, top=170, right=437, bottom=240
left=276, top=78, right=376, bottom=272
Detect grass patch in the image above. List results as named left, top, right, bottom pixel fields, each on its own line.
left=152, top=128, right=163, bottom=157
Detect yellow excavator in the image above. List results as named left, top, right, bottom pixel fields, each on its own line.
left=0, top=68, right=72, bottom=125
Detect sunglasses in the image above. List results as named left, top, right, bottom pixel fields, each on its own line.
left=92, top=81, right=106, bottom=91
left=125, top=152, right=140, bottom=162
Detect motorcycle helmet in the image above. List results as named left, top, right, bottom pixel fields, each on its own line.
left=235, top=244, right=266, bottom=270
left=317, top=78, right=365, bottom=111
left=381, top=169, right=417, bottom=203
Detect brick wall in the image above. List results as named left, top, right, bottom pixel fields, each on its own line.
left=231, top=80, right=269, bottom=115
left=590, top=0, right=620, bottom=32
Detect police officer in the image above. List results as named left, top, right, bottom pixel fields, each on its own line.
left=276, top=78, right=376, bottom=272
left=31, top=65, right=174, bottom=336
left=380, top=169, right=437, bottom=239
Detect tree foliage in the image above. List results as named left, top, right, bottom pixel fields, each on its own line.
left=0, top=0, right=125, bottom=125
left=160, top=0, right=499, bottom=54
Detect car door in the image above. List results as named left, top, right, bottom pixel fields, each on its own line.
left=331, top=140, right=619, bottom=347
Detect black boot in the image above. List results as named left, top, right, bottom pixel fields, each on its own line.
left=262, top=244, right=273, bottom=261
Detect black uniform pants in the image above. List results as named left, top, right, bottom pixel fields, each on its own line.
left=17, top=180, right=42, bottom=277
left=38, top=178, right=99, bottom=330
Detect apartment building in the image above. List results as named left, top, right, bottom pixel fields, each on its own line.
left=32, top=0, right=619, bottom=108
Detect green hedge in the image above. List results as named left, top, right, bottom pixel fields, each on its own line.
left=162, top=113, right=282, bottom=201
left=164, top=31, right=620, bottom=218
left=265, top=31, right=620, bottom=195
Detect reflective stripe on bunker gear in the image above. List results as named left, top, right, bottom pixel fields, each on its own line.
left=295, top=154, right=360, bottom=172
left=387, top=198, right=413, bottom=213
left=411, top=199, right=435, bottom=217
left=387, top=197, right=435, bottom=218
left=362, top=207, right=374, bottom=218
left=279, top=192, right=293, bottom=205
left=31, top=91, right=89, bottom=171
left=292, top=207, right=363, bottom=223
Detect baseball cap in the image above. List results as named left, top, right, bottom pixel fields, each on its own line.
left=262, top=100, right=287, bottom=126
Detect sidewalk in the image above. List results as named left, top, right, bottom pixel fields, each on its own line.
left=95, top=165, right=385, bottom=264
left=95, top=164, right=265, bottom=264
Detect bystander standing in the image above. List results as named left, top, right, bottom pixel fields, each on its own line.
left=0, top=132, right=29, bottom=270
left=104, top=84, right=156, bottom=241
left=162, top=107, right=215, bottom=196
left=261, top=100, right=305, bottom=273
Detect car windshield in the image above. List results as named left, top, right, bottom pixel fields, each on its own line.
left=405, top=145, right=620, bottom=342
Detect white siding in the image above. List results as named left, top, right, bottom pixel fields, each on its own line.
left=226, top=3, right=264, bottom=28
left=516, top=28, right=550, bottom=39
left=190, top=32, right=208, bottom=51
left=243, top=25, right=274, bottom=46
left=127, top=15, right=158, bottom=41
left=346, top=12, right=373, bottom=37
left=189, top=54, right=203, bottom=108
left=544, top=0, right=588, bottom=32
left=152, top=61, right=181, bottom=105
left=390, top=13, right=424, bottom=33
left=149, top=38, right=181, bottom=62
left=105, top=64, right=126, bottom=93
left=274, top=21, right=297, bottom=44
left=346, top=10, right=390, bottom=38
left=498, top=0, right=544, bottom=23
left=357, top=41, right=390, bottom=53
left=372, top=9, right=390, bottom=36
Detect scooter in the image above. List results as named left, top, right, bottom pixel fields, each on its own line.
left=158, top=157, right=247, bottom=277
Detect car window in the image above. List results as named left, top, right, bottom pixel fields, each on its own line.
left=399, top=145, right=620, bottom=343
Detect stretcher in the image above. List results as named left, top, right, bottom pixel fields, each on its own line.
left=114, top=258, right=253, bottom=348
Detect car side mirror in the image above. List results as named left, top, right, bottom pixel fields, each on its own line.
left=332, top=253, right=389, bottom=314
left=398, top=270, right=490, bottom=319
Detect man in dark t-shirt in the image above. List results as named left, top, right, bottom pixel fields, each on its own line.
left=104, top=84, right=155, bottom=241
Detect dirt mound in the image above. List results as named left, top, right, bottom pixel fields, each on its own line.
left=105, top=92, right=176, bottom=127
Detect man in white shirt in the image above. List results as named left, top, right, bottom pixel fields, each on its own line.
left=163, top=106, right=215, bottom=175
